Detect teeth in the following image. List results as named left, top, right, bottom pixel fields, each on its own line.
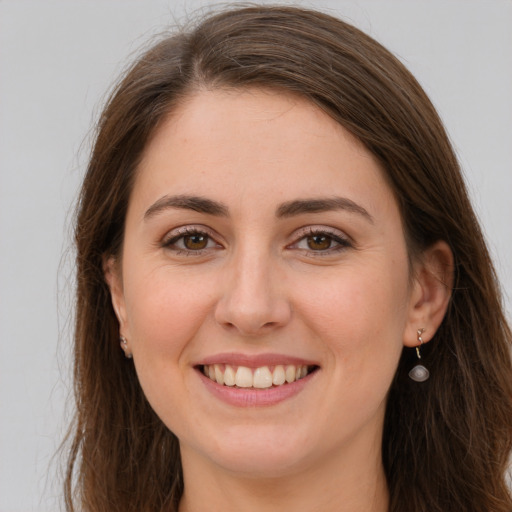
left=235, top=366, right=253, bottom=388
left=202, top=363, right=312, bottom=388
left=224, top=365, right=236, bottom=386
left=214, top=365, right=224, bottom=385
left=253, top=367, right=273, bottom=389
left=285, top=365, right=296, bottom=383
left=272, top=365, right=286, bottom=386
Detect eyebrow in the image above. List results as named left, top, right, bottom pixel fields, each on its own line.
left=144, top=194, right=373, bottom=223
left=276, top=197, right=374, bottom=223
left=144, top=194, right=229, bottom=220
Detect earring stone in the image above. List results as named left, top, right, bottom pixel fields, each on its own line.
left=408, top=364, right=429, bottom=382
left=119, top=336, right=133, bottom=359
left=409, top=328, right=429, bottom=382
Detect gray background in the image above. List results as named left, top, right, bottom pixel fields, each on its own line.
left=1, top=1, right=511, bottom=510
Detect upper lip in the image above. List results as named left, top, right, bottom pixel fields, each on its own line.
left=195, top=352, right=319, bottom=368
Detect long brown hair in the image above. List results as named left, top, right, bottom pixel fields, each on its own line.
left=67, top=5, right=512, bottom=511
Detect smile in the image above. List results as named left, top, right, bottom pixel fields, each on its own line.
left=196, top=356, right=320, bottom=406
left=202, top=364, right=315, bottom=389
left=202, top=364, right=316, bottom=388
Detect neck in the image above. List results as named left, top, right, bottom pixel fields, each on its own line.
left=178, top=439, right=389, bottom=512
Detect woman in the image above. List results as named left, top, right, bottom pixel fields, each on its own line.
left=66, top=5, right=512, bottom=512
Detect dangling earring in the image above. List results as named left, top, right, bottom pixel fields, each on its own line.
left=119, top=336, right=133, bottom=359
left=408, top=328, right=429, bottom=382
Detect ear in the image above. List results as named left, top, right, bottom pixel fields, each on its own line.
left=103, top=255, right=128, bottom=335
left=403, top=241, right=454, bottom=347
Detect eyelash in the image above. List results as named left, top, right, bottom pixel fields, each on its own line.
left=161, top=226, right=352, bottom=256
left=161, top=226, right=221, bottom=255
left=289, top=226, right=352, bottom=256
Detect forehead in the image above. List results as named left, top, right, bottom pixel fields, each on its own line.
left=144, top=88, right=369, bottom=159
left=132, top=88, right=396, bottom=218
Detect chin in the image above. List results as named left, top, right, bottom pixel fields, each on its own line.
left=196, top=424, right=319, bottom=477
left=212, top=449, right=309, bottom=479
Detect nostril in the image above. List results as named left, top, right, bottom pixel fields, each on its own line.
left=218, top=318, right=281, bottom=336
left=214, top=286, right=292, bottom=335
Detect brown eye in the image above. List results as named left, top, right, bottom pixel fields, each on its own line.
left=292, top=228, right=351, bottom=255
left=163, top=229, right=219, bottom=253
left=183, top=234, right=209, bottom=250
left=307, top=235, right=332, bottom=250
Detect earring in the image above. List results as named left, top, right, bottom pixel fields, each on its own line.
left=408, top=328, right=429, bottom=382
left=119, top=336, right=133, bottom=359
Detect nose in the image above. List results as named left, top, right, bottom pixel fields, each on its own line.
left=214, top=249, right=292, bottom=336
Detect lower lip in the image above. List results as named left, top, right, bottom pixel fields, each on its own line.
left=197, top=370, right=316, bottom=407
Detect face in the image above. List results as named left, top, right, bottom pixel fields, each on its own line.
left=109, top=88, right=420, bottom=478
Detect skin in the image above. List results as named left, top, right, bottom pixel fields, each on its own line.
left=106, top=88, right=452, bottom=511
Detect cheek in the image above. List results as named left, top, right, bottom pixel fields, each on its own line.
left=295, top=258, right=410, bottom=371
left=302, top=264, right=407, bottom=325
left=122, top=269, right=216, bottom=426
left=123, top=268, right=213, bottom=359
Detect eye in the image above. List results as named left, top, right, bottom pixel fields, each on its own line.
left=162, top=227, right=221, bottom=254
left=180, top=233, right=210, bottom=251
left=302, top=234, right=334, bottom=251
left=291, top=227, right=351, bottom=254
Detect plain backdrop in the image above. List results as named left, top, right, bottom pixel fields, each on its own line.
left=0, top=1, right=511, bottom=511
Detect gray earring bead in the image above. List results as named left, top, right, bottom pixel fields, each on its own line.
left=408, top=364, right=430, bottom=382
left=409, top=328, right=429, bottom=382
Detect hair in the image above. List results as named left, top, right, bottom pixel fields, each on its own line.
left=66, top=5, right=512, bottom=512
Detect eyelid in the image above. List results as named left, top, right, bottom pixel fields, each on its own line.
left=288, top=225, right=353, bottom=253
left=161, top=224, right=223, bottom=252
left=292, top=225, right=351, bottom=241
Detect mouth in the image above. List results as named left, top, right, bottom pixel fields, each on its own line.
left=199, top=363, right=319, bottom=389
